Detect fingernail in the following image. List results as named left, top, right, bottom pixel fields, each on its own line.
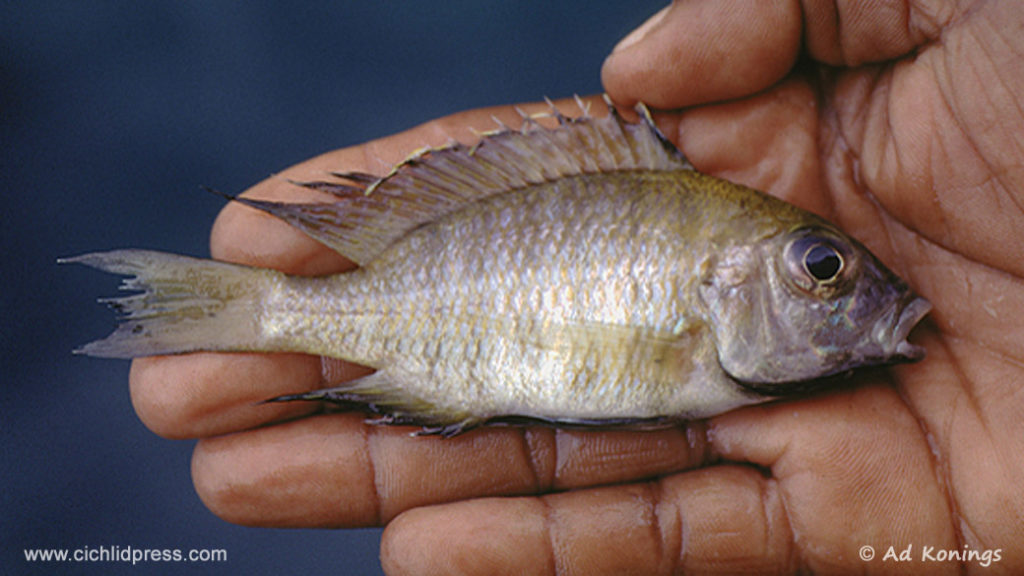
left=612, top=5, right=670, bottom=54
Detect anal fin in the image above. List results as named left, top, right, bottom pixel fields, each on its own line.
left=265, top=370, right=482, bottom=436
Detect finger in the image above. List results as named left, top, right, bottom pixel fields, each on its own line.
left=129, top=353, right=373, bottom=439
left=380, top=465, right=793, bottom=575
left=128, top=97, right=607, bottom=439
left=380, top=387, right=959, bottom=575
left=799, top=0, right=944, bottom=66
left=602, top=0, right=802, bottom=109
left=658, top=77, right=828, bottom=217
left=602, top=0, right=948, bottom=110
left=708, top=384, right=958, bottom=563
left=190, top=417, right=711, bottom=527
left=131, top=353, right=319, bottom=439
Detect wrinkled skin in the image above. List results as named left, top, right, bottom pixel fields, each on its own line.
left=130, top=1, right=1024, bottom=573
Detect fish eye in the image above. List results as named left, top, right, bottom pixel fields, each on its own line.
left=785, top=232, right=850, bottom=291
left=803, top=242, right=843, bottom=282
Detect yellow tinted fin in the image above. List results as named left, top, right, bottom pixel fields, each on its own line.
left=228, top=96, right=693, bottom=266
left=60, top=250, right=276, bottom=358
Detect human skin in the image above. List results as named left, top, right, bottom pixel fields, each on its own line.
left=129, top=1, right=1023, bottom=573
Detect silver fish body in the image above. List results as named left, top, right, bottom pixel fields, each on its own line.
left=66, top=98, right=930, bottom=435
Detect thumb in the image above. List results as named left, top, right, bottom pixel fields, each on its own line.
left=601, top=0, right=801, bottom=109
left=602, top=1, right=945, bottom=111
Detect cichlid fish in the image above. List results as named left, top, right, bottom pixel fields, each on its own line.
left=65, top=97, right=931, bottom=436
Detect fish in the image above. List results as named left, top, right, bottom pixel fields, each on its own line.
left=63, top=96, right=931, bottom=436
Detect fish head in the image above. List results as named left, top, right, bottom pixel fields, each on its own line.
left=699, top=224, right=931, bottom=393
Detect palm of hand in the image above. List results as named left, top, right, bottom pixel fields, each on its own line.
left=129, top=2, right=1023, bottom=573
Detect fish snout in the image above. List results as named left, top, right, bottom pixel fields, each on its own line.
left=874, top=295, right=931, bottom=362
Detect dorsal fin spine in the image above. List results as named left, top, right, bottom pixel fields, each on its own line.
left=288, top=179, right=365, bottom=199
left=603, top=99, right=639, bottom=168
left=635, top=101, right=690, bottom=168
left=573, top=94, right=592, bottom=118
left=234, top=96, right=694, bottom=266
left=330, top=171, right=379, bottom=185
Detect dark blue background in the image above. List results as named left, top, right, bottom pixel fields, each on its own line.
left=3, top=2, right=663, bottom=574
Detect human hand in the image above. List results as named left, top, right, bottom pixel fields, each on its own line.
left=129, top=0, right=1024, bottom=573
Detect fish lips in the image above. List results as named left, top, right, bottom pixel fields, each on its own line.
left=875, top=295, right=932, bottom=363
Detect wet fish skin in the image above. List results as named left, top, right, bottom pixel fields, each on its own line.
left=64, top=98, right=930, bottom=435
left=262, top=171, right=770, bottom=428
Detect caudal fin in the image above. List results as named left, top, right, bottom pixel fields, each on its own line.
left=61, top=250, right=276, bottom=358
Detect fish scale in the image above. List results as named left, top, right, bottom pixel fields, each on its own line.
left=64, top=97, right=930, bottom=435
left=253, top=172, right=764, bottom=424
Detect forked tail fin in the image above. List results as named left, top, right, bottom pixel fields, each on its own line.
left=61, top=250, right=278, bottom=358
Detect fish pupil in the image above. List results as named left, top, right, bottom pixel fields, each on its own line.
left=804, top=244, right=842, bottom=281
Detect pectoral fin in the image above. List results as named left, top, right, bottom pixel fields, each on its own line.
left=516, top=315, right=706, bottom=378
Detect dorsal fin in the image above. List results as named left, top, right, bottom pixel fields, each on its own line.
left=233, top=95, right=693, bottom=266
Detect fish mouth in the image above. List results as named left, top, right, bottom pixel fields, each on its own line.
left=877, top=295, right=932, bottom=362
